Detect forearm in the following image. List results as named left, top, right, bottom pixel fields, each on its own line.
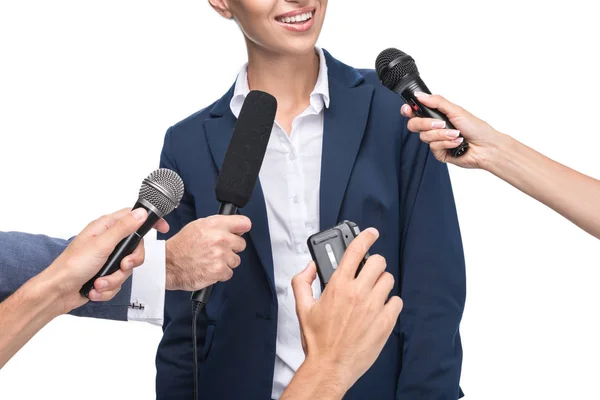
left=485, top=134, right=600, bottom=239
left=0, top=272, right=63, bottom=368
left=281, top=359, right=349, bottom=400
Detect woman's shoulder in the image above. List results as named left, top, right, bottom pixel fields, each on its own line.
left=170, top=100, right=220, bottom=133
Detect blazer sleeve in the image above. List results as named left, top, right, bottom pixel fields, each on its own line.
left=395, top=132, right=467, bottom=399
left=0, top=231, right=131, bottom=321
left=155, top=127, right=201, bottom=398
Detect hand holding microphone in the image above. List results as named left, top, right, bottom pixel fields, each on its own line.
left=80, top=169, right=183, bottom=298
left=376, top=48, right=470, bottom=158
left=400, top=93, right=503, bottom=169
left=47, top=208, right=163, bottom=313
left=0, top=207, right=166, bottom=368
left=165, top=214, right=251, bottom=291
left=282, top=229, right=403, bottom=400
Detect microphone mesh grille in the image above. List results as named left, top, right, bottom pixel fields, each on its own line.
left=375, top=48, right=419, bottom=89
left=138, top=168, right=185, bottom=216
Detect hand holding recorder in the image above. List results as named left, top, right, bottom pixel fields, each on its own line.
left=282, top=228, right=403, bottom=400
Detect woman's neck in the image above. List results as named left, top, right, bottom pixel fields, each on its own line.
left=245, top=41, right=319, bottom=115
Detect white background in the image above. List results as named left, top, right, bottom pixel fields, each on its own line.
left=1, top=0, right=599, bottom=399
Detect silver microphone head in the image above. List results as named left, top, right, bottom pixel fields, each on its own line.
left=138, top=168, right=185, bottom=217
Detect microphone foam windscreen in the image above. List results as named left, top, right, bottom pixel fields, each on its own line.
left=216, top=90, right=277, bottom=208
left=375, top=48, right=420, bottom=89
left=139, top=168, right=185, bottom=216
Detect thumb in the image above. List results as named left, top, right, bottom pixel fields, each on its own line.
left=95, top=208, right=148, bottom=251
left=292, top=261, right=317, bottom=320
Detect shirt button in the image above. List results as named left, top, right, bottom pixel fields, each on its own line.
left=289, top=153, right=296, bottom=161
left=305, top=222, right=313, bottom=229
left=293, top=196, right=299, bottom=204
left=301, top=245, right=309, bottom=253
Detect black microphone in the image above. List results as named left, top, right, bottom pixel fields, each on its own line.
left=191, top=90, right=277, bottom=305
left=80, top=168, right=184, bottom=298
left=189, top=90, right=276, bottom=400
left=376, top=48, right=469, bottom=157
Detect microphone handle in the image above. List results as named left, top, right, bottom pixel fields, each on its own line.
left=80, top=201, right=161, bottom=298
left=190, top=202, right=238, bottom=304
left=395, top=75, right=469, bottom=157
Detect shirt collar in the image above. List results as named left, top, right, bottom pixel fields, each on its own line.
left=230, top=47, right=330, bottom=119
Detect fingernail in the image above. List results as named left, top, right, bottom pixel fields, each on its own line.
left=414, top=91, right=429, bottom=98
left=132, top=208, right=147, bottom=221
left=98, top=280, right=108, bottom=289
left=446, top=129, right=460, bottom=139
left=89, top=290, right=101, bottom=301
left=431, top=120, right=446, bottom=129
left=364, top=227, right=380, bottom=238
left=452, top=137, right=464, bottom=144
left=401, top=104, right=411, bottom=115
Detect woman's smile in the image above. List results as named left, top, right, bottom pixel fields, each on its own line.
left=275, top=7, right=316, bottom=33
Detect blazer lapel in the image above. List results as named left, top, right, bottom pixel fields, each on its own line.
left=203, top=88, right=276, bottom=300
left=320, top=51, right=375, bottom=230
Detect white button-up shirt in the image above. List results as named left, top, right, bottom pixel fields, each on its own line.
left=230, top=47, right=329, bottom=399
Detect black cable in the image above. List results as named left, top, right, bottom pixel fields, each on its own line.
left=192, top=300, right=204, bottom=400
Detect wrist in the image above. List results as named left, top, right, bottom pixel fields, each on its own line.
left=301, top=354, right=353, bottom=396
left=165, top=239, right=181, bottom=291
left=25, top=271, right=67, bottom=318
left=478, top=130, right=511, bottom=173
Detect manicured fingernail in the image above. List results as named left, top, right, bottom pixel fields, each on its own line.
left=452, top=137, right=464, bottom=144
left=132, top=208, right=147, bottom=221
left=364, top=227, right=380, bottom=238
left=401, top=104, right=411, bottom=114
left=414, top=91, right=429, bottom=98
left=446, top=129, right=460, bottom=139
left=432, top=120, right=446, bottom=129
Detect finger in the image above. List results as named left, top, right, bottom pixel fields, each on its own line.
left=82, top=208, right=131, bottom=239
left=414, top=93, right=465, bottom=119
left=217, top=266, right=234, bottom=283
left=216, top=215, right=252, bottom=235
left=95, top=209, right=148, bottom=252
left=225, top=251, right=241, bottom=269
left=407, top=117, right=448, bottom=134
left=372, top=271, right=396, bottom=306
left=355, top=254, right=387, bottom=289
left=229, top=235, right=247, bottom=253
left=94, top=268, right=133, bottom=292
left=88, top=288, right=121, bottom=302
left=419, top=129, right=461, bottom=144
left=430, top=138, right=464, bottom=152
left=121, top=240, right=145, bottom=272
left=380, top=296, right=404, bottom=331
left=336, top=228, right=379, bottom=281
left=400, top=104, right=415, bottom=118
left=292, top=262, right=317, bottom=320
left=154, top=219, right=170, bottom=234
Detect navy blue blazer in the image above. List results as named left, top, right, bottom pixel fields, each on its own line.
left=156, top=50, right=466, bottom=399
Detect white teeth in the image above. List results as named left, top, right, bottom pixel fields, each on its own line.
left=278, top=11, right=313, bottom=24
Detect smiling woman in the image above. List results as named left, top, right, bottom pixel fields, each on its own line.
left=154, top=0, right=467, bottom=399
